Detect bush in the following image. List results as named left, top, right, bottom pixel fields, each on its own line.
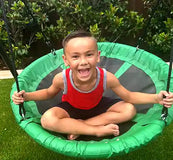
left=0, top=0, right=173, bottom=68
left=143, top=0, right=173, bottom=60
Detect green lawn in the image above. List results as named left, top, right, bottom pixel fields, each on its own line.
left=0, top=79, right=173, bottom=160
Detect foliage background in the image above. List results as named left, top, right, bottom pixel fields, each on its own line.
left=1, top=1, right=173, bottom=159
left=0, top=0, right=173, bottom=68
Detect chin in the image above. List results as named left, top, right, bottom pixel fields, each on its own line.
left=78, top=76, right=90, bottom=82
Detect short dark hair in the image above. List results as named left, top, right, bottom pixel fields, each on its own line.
left=62, top=30, right=96, bottom=48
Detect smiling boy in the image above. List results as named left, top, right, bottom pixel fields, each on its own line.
left=12, top=31, right=173, bottom=140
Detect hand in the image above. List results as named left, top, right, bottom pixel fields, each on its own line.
left=12, top=90, right=26, bottom=105
left=157, top=91, right=173, bottom=108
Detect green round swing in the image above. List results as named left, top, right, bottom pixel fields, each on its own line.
left=10, top=42, right=173, bottom=159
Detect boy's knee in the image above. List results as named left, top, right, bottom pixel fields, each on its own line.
left=126, top=103, right=136, bottom=119
left=41, top=112, right=50, bottom=129
left=41, top=109, right=55, bottom=129
left=40, top=107, right=69, bottom=129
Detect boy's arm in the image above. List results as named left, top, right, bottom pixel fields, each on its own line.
left=12, top=72, right=63, bottom=104
left=106, top=71, right=173, bottom=106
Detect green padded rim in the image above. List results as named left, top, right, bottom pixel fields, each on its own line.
left=10, top=42, right=173, bottom=159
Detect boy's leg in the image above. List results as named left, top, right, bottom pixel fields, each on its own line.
left=40, top=107, right=119, bottom=139
left=68, top=101, right=136, bottom=140
left=83, top=101, right=136, bottom=126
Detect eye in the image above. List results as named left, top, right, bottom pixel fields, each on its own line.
left=87, top=53, right=93, bottom=57
left=72, top=55, right=79, bottom=59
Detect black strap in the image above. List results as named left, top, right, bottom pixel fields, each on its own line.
left=161, top=39, right=173, bottom=122
left=0, top=0, right=26, bottom=119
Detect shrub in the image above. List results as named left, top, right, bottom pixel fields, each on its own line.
left=0, top=0, right=172, bottom=67
left=143, top=0, right=173, bottom=60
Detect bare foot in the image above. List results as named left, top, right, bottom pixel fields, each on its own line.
left=96, top=124, right=119, bottom=137
left=67, top=119, right=83, bottom=140
left=67, top=134, right=80, bottom=140
left=67, top=123, right=119, bottom=140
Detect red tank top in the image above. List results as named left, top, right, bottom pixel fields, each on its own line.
left=62, top=67, right=107, bottom=110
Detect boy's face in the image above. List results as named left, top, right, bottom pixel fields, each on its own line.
left=62, top=37, right=100, bottom=83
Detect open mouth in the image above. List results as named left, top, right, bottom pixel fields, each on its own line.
left=78, top=68, right=90, bottom=77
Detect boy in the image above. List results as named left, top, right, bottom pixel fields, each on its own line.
left=12, top=31, right=173, bottom=140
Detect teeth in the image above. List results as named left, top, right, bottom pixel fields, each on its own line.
left=79, top=69, right=89, bottom=76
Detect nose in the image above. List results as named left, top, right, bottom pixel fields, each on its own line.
left=80, top=57, right=88, bottom=65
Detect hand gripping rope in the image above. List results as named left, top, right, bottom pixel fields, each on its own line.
left=161, top=39, right=173, bottom=122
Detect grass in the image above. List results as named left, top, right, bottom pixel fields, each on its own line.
left=0, top=79, right=173, bottom=160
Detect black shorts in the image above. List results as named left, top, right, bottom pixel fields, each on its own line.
left=57, top=97, right=122, bottom=120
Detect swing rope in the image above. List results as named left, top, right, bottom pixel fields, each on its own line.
left=0, top=0, right=26, bottom=119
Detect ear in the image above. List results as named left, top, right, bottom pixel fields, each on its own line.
left=97, top=50, right=101, bottom=63
left=62, top=54, right=69, bottom=66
